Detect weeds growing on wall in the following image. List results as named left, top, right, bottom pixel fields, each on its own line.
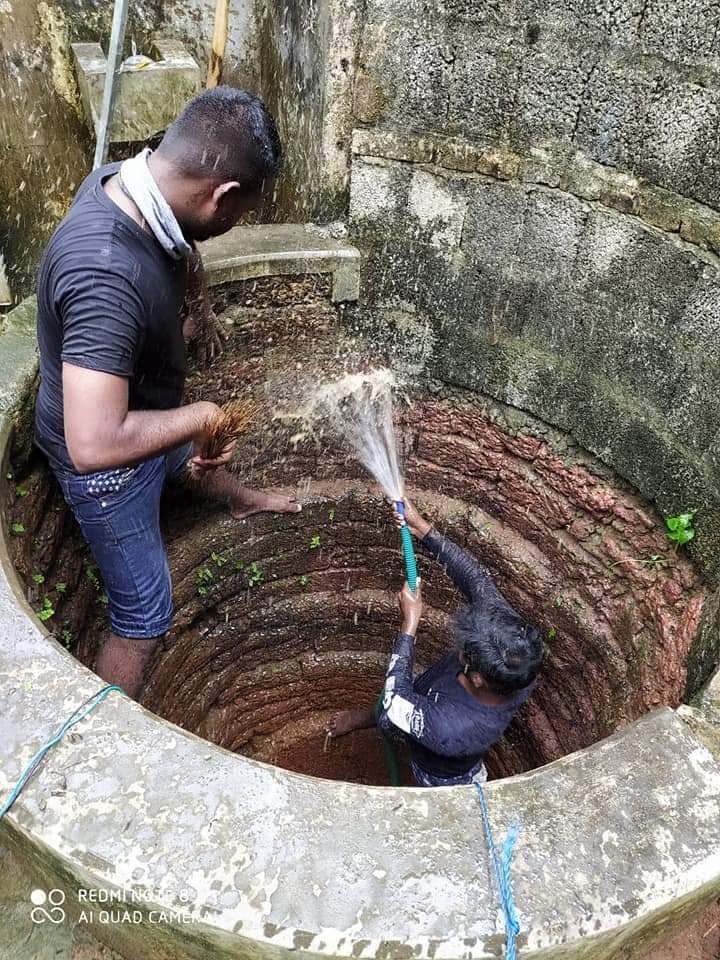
left=665, top=512, right=696, bottom=547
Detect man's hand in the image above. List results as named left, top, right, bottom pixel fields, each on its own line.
left=183, top=305, right=227, bottom=367
left=393, top=497, right=432, bottom=539
left=188, top=435, right=237, bottom=478
left=182, top=250, right=227, bottom=368
left=398, top=580, right=423, bottom=636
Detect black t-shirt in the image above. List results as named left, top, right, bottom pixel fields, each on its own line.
left=34, top=162, right=189, bottom=474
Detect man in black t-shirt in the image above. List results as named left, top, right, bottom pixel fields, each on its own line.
left=35, top=88, right=301, bottom=700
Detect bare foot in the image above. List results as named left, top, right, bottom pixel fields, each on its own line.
left=229, top=487, right=303, bottom=520
left=326, top=707, right=376, bottom=739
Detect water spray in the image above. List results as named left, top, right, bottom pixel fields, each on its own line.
left=285, top=369, right=419, bottom=591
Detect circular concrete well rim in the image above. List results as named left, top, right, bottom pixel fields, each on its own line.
left=1, top=297, right=720, bottom=960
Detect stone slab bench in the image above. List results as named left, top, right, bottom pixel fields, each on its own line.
left=197, top=223, right=361, bottom=303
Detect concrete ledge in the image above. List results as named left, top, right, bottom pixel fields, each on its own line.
left=0, top=296, right=38, bottom=415
left=1, top=299, right=720, bottom=958
left=198, top=224, right=361, bottom=303
left=71, top=38, right=201, bottom=143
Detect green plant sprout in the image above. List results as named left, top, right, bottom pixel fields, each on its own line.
left=15, top=485, right=29, bottom=497
left=246, top=561, right=264, bottom=587
left=328, top=510, right=336, bottom=522
left=54, top=582, right=67, bottom=594
left=10, top=522, right=25, bottom=536
left=210, top=551, right=227, bottom=566
left=665, top=512, right=695, bottom=546
left=298, top=575, right=310, bottom=590
left=84, top=561, right=101, bottom=592
left=36, top=596, right=55, bottom=622
left=32, top=573, right=45, bottom=585
left=59, top=626, right=73, bottom=648
left=309, top=534, right=321, bottom=550
left=197, top=566, right=214, bottom=596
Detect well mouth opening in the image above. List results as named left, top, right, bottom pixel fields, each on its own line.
left=6, top=277, right=708, bottom=786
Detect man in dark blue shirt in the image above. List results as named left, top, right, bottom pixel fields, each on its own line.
left=327, top=500, right=543, bottom=786
left=35, top=88, right=300, bottom=700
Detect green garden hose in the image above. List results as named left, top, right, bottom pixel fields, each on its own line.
left=395, top=501, right=418, bottom=591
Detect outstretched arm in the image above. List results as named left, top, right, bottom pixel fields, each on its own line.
left=395, top=499, right=501, bottom=605
left=377, top=583, right=469, bottom=756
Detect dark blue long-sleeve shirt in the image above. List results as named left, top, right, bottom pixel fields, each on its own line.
left=377, top=528, right=534, bottom=781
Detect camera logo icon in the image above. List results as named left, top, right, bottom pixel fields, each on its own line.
left=30, top=888, right=66, bottom=924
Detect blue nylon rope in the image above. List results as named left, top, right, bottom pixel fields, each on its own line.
left=474, top=781, right=521, bottom=960
left=0, top=684, right=124, bottom=820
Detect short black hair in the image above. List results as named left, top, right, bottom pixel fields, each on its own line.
left=454, top=601, right=543, bottom=696
left=158, top=87, right=282, bottom=193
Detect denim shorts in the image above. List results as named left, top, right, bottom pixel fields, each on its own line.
left=53, top=443, right=192, bottom=639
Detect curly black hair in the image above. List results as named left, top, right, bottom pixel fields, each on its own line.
left=453, top=601, right=543, bottom=696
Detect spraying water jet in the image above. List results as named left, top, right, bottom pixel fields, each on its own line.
left=282, top=368, right=418, bottom=590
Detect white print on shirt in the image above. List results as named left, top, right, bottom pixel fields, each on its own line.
left=383, top=676, right=396, bottom=710
left=388, top=654, right=399, bottom=672
left=410, top=708, right=425, bottom=738
left=386, top=694, right=425, bottom=741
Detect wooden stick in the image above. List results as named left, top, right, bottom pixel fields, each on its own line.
left=207, top=0, right=230, bottom=89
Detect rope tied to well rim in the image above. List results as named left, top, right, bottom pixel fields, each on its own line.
left=0, top=683, right=124, bottom=819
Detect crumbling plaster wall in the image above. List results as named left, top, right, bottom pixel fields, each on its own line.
left=161, top=0, right=257, bottom=86
left=0, top=0, right=168, bottom=297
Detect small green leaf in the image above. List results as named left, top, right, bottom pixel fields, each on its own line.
left=36, top=596, right=55, bottom=621
left=674, top=528, right=695, bottom=545
left=246, top=561, right=264, bottom=587
left=309, top=535, right=321, bottom=550
left=10, top=522, right=25, bottom=535
left=15, top=485, right=29, bottom=497
left=32, top=573, right=45, bottom=584
left=54, top=582, right=67, bottom=594
left=665, top=517, right=681, bottom=532
left=328, top=510, right=335, bottom=522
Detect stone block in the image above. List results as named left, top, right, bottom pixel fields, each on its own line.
left=636, top=185, right=686, bottom=233
left=407, top=168, right=468, bottom=251
left=680, top=205, right=720, bottom=255
left=71, top=38, right=201, bottom=143
left=351, top=129, right=435, bottom=164
left=638, top=0, right=720, bottom=65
